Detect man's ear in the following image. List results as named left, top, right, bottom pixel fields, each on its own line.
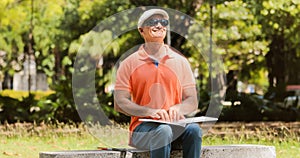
left=139, top=28, right=143, bottom=33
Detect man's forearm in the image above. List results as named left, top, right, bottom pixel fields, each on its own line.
left=114, top=90, right=157, bottom=117
left=177, top=87, right=198, bottom=115
left=177, top=96, right=198, bottom=115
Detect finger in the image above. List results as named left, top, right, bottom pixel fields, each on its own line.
left=151, top=113, right=160, bottom=119
left=157, top=110, right=165, bottom=121
left=164, top=111, right=171, bottom=122
left=169, top=110, right=174, bottom=122
left=172, top=110, right=177, bottom=122
left=174, top=111, right=179, bottom=122
left=159, top=112, right=165, bottom=121
left=149, top=109, right=161, bottom=119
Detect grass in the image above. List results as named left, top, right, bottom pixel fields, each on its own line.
left=0, top=122, right=299, bottom=158
left=202, top=122, right=300, bottom=158
left=1, top=135, right=98, bottom=157
left=203, top=135, right=299, bottom=158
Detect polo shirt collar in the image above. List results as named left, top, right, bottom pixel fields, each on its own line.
left=137, top=44, right=175, bottom=61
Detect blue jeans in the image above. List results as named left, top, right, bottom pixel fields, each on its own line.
left=131, top=122, right=202, bottom=158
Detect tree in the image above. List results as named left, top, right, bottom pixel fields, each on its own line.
left=0, top=0, right=28, bottom=89
left=254, top=0, right=300, bottom=100
left=1, top=0, right=299, bottom=122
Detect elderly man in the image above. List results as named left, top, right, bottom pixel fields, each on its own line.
left=114, top=8, right=202, bottom=158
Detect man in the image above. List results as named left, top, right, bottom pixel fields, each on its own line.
left=114, top=8, right=202, bottom=158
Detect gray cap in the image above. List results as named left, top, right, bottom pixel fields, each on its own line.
left=137, top=9, right=169, bottom=28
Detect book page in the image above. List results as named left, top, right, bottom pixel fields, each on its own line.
left=139, top=116, right=218, bottom=127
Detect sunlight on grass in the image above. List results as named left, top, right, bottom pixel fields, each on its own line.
left=0, top=122, right=299, bottom=158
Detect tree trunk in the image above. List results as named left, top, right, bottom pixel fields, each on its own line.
left=266, top=34, right=286, bottom=101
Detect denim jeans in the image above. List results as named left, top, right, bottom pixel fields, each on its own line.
left=131, top=122, right=202, bottom=158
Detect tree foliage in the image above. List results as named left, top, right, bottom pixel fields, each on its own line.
left=256, top=0, right=300, bottom=100
left=1, top=0, right=300, bottom=122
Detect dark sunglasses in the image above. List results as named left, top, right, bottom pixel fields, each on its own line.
left=143, top=19, right=169, bottom=27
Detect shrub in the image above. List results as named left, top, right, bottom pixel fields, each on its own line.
left=0, top=93, right=38, bottom=123
left=0, top=90, right=54, bottom=100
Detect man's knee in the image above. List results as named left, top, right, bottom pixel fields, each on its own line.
left=154, top=124, right=173, bottom=138
left=186, top=124, right=202, bottom=138
left=150, top=125, right=173, bottom=148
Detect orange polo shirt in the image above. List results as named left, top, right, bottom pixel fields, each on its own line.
left=115, top=44, right=196, bottom=132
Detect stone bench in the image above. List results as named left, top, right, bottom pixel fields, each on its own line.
left=40, top=144, right=276, bottom=158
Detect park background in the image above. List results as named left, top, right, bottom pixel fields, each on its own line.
left=0, top=0, right=299, bottom=157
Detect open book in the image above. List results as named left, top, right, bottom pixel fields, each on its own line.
left=139, top=116, right=218, bottom=127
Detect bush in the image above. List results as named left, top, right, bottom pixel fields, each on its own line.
left=0, top=88, right=80, bottom=123
left=0, top=90, right=54, bottom=100
left=0, top=93, right=38, bottom=123
left=196, top=88, right=300, bottom=121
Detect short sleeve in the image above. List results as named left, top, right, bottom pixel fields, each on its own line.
left=114, top=61, right=132, bottom=92
left=181, top=58, right=196, bottom=89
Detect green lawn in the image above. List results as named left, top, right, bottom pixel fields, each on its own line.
left=203, top=135, right=300, bottom=158
left=1, top=134, right=99, bottom=157
left=0, top=122, right=299, bottom=158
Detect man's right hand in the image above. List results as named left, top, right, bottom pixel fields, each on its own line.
left=150, top=109, right=171, bottom=122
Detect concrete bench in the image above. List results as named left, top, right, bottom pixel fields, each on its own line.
left=40, top=144, right=276, bottom=158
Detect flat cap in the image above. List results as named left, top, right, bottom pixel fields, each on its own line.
left=137, top=9, right=169, bottom=28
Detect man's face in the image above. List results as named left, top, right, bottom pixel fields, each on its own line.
left=139, top=14, right=168, bottom=43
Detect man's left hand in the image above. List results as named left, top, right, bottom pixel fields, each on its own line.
left=168, top=105, right=185, bottom=122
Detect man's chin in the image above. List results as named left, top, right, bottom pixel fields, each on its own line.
left=148, top=36, right=165, bottom=42
left=150, top=33, right=166, bottom=39
left=151, top=36, right=165, bottom=39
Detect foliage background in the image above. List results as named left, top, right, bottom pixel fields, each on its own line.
left=0, top=0, right=300, bottom=123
